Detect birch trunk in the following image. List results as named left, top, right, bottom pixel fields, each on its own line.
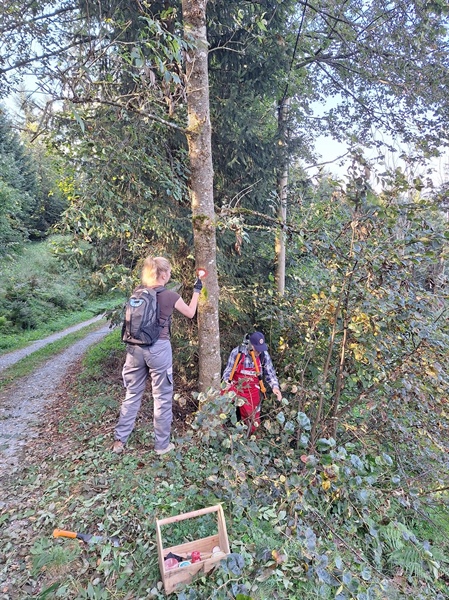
left=275, top=97, right=290, bottom=295
left=182, top=0, right=221, bottom=390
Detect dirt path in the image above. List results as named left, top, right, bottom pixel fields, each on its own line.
left=0, top=318, right=112, bottom=478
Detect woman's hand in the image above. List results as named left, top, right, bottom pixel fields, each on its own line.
left=272, top=387, right=282, bottom=401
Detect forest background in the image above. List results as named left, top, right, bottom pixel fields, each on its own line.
left=0, top=1, right=448, bottom=599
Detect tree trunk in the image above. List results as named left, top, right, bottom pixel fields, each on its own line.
left=182, top=0, right=221, bottom=390
left=275, top=97, right=290, bottom=295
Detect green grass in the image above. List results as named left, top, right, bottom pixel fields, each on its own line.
left=2, top=330, right=447, bottom=599
left=0, top=237, right=124, bottom=354
left=0, top=321, right=113, bottom=391
left=0, top=296, right=121, bottom=355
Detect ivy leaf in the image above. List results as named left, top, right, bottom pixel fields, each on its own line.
left=297, top=412, right=311, bottom=430
left=342, top=571, right=352, bottom=585
left=302, top=455, right=318, bottom=468
left=299, top=433, right=309, bottom=448
left=316, top=437, right=336, bottom=451
left=350, top=454, right=366, bottom=471
left=276, top=411, right=285, bottom=425
left=222, top=553, right=245, bottom=576
left=305, top=528, right=317, bottom=551
left=361, top=566, right=372, bottom=580
left=335, top=555, right=343, bottom=570
left=382, top=453, right=393, bottom=465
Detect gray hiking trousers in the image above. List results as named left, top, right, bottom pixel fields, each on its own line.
left=114, top=340, right=173, bottom=451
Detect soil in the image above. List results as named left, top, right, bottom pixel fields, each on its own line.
left=0, top=317, right=111, bottom=478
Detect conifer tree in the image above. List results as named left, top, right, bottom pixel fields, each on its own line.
left=0, top=108, right=36, bottom=250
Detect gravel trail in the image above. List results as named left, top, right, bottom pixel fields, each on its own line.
left=0, top=314, right=105, bottom=372
left=0, top=317, right=112, bottom=477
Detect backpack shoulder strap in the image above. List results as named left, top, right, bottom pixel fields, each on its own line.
left=228, top=348, right=247, bottom=382
left=152, top=286, right=172, bottom=332
left=249, top=349, right=266, bottom=394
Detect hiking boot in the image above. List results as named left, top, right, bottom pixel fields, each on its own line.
left=155, top=442, right=175, bottom=456
left=112, top=440, right=124, bottom=454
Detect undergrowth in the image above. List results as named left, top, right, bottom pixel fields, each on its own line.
left=1, top=330, right=448, bottom=600
left=0, top=238, right=122, bottom=352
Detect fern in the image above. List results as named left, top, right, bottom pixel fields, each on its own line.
left=381, top=521, right=426, bottom=580
left=429, top=545, right=449, bottom=574
left=388, top=546, right=428, bottom=580
left=380, top=521, right=449, bottom=582
left=380, top=521, right=410, bottom=552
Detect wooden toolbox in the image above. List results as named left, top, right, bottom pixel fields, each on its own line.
left=156, top=504, right=230, bottom=594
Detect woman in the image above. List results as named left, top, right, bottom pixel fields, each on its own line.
left=113, top=256, right=202, bottom=455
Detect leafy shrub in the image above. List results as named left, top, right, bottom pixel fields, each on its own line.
left=40, top=284, right=86, bottom=311
left=0, top=240, right=89, bottom=331
left=0, top=314, right=12, bottom=331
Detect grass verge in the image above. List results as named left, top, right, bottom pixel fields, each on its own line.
left=0, top=295, right=122, bottom=356
left=0, top=321, right=112, bottom=391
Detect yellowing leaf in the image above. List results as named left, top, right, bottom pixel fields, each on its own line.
left=272, top=549, right=287, bottom=564
left=425, top=366, right=438, bottom=377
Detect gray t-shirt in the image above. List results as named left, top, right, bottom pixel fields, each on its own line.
left=154, top=287, right=181, bottom=340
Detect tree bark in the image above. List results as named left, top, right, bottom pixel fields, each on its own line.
left=182, top=0, right=221, bottom=390
left=275, top=97, right=290, bottom=295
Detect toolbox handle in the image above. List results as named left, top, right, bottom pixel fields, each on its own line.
left=156, top=504, right=223, bottom=527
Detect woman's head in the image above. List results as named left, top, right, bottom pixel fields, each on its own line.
left=141, top=256, right=171, bottom=286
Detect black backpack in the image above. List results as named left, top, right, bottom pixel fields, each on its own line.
left=121, top=286, right=166, bottom=346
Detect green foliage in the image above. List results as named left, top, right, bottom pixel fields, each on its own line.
left=21, top=121, right=68, bottom=238
left=12, top=1, right=194, bottom=290
left=3, top=328, right=448, bottom=599
left=0, top=240, right=86, bottom=332
left=190, top=387, right=244, bottom=446
left=0, top=239, right=120, bottom=346
left=0, top=107, right=66, bottom=248
left=0, top=107, right=36, bottom=250
left=49, top=107, right=190, bottom=287
left=208, top=0, right=310, bottom=210
left=239, top=170, right=449, bottom=450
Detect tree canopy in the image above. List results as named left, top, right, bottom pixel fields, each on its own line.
left=0, top=0, right=447, bottom=391
left=0, top=106, right=66, bottom=251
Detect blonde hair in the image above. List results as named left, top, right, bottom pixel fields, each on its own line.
left=141, top=256, right=171, bottom=286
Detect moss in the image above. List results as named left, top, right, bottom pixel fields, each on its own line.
left=192, top=214, right=212, bottom=232
left=193, top=214, right=209, bottom=223
left=186, top=114, right=206, bottom=135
